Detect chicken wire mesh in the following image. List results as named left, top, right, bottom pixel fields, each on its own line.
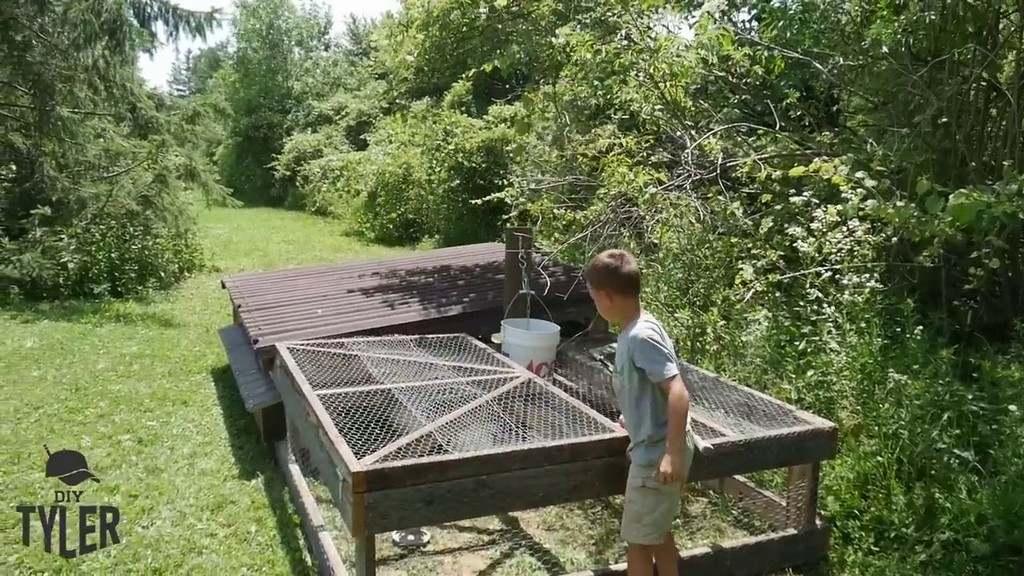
left=282, top=335, right=618, bottom=466
left=285, top=425, right=814, bottom=576
left=555, top=341, right=820, bottom=443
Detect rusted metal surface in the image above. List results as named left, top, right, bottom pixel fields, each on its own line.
left=222, top=242, right=590, bottom=350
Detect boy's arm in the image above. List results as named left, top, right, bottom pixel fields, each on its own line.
left=658, top=374, right=691, bottom=456
left=632, top=332, right=691, bottom=454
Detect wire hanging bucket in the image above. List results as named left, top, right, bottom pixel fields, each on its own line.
left=495, top=231, right=559, bottom=379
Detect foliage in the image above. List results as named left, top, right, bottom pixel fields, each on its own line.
left=144, top=0, right=1024, bottom=573
left=216, top=0, right=334, bottom=205
left=0, top=0, right=226, bottom=300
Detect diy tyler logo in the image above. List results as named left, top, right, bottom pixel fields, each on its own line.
left=15, top=446, right=122, bottom=559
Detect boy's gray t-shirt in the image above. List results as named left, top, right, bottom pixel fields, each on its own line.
left=613, top=312, right=689, bottom=467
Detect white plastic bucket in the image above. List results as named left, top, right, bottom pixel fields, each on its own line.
left=500, top=318, right=561, bottom=379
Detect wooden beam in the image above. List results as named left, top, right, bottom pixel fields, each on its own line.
left=312, top=372, right=513, bottom=395
left=256, top=402, right=287, bottom=445
left=562, top=523, right=831, bottom=576
left=354, top=535, right=375, bottom=576
left=361, top=375, right=529, bottom=464
left=362, top=456, right=628, bottom=533
left=287, top=344, right=518, bottom=374
left=279, top=378, right=365, bottom=535
left=504, top=227, right=534, bottom=319
left=273, top=441, right=348, bottom=576
left=687, top=429, right=835, bottom=482
left=360, top=432, right=627, bottom=491
left=787, top=462, right=821, bottom=529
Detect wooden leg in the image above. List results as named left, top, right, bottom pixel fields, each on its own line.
left=257, top=402, right=287, bottom=445
left=785, top=463, right=820, bottom=529
left=354, top=534, right=376, bottom=576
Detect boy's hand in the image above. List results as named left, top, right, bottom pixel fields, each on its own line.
left=656, top=450, right=687, bottom=484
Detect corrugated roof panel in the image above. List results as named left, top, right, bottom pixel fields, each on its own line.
left=222, top=242, right=590, bottom=349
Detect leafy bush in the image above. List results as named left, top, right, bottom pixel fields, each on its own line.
left=2, top=209, right=204, bottom=301
left=357, top=103, right=512, bottom=246
left=493, top=6, right=1024, bottom=574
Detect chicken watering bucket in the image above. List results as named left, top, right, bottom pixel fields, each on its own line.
left=500, top=318, right=561, bottom=379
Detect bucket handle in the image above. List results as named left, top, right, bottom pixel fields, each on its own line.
left=503, top=289, right=555, bottom=324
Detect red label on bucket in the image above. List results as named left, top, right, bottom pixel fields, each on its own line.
left=526, top=360, right=551, bottom=378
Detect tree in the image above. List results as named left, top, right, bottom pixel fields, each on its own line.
left=169, top=48, right=195, bottom=97
left=0, top=0, right=225, bottom=299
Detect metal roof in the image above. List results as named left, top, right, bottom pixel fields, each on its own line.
left=221, top=242, right=590, bottom=349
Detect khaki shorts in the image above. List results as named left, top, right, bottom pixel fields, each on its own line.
left=620, top=441, right=695, bottom=545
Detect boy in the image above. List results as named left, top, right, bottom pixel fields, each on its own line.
left=584, top=249, right=694, bottom=576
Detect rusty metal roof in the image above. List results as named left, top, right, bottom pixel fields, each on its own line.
left=221, top=242, right=590, bottom=349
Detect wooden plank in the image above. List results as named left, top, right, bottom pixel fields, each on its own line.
left=279, top=377, right=360, bottom=530
left=360, top=432, right=628, bottom=491
left=362, top=456, right=628, bottom=533
left=256, top=402, right=287, bottom=445
left=273, top=345, right=367, bottom=491
left=687, top=427, right=835, bottom=482
left=218, top=324, right=281, bottom=412
left=286, top=344, right=518, bottom=374
left=786, top=463, right=820, bottom=529
left=700, top=422, right=838, bottom=459
left=286, top=409, right=358, bottom=533
left=313, top=373, right=512, bottom=395
left=562, top=523, right=831, bottom=576
left=353, top=536, right=375, bottom=576
left=273, top=441, right=348, bottom=576
left=360, top=375, right=528, bottom=465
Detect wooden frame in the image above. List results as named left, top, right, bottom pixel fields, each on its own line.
left=267, top=331, right=838, bottom=576
left=269, top=334, right=639, bottom=575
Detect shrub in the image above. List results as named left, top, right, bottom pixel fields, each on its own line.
left=348, top=102, right=512, bottom=246
left=1, top=210, right=205, bottom=300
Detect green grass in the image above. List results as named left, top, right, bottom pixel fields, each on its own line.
left=0, top=207, right=411, bottom=574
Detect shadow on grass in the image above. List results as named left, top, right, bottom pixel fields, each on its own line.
left=209, top=364, right=315, bottom=576
left=485, top=513, right=568, bottom=576
left=1, top=297, right=180, bottom=328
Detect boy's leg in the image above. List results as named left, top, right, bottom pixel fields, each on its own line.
left=651, top=534, right=680, bottom=576
left=621, top=463, right=683, bottom=576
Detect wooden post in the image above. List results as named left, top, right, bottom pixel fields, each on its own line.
left=785, top=463, right=820, bottom=529
left=354, top=535, right=376, bottom=576
left=256, top=356, right=287, bottom=445
left=504, top=227, right=533, bottom=320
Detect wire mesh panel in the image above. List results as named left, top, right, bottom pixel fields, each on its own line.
left=557, top=340, right=827, bottom=445
left=280, top=334, right=619, bottom=468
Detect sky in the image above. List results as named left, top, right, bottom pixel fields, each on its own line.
left=137, top=0, right=400, bottom=91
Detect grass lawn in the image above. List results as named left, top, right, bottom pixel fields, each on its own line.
left=0, top=206, right=410, bottom=574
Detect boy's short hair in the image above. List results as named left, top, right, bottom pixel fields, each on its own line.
left=584, top=249, right=642, bottom=297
